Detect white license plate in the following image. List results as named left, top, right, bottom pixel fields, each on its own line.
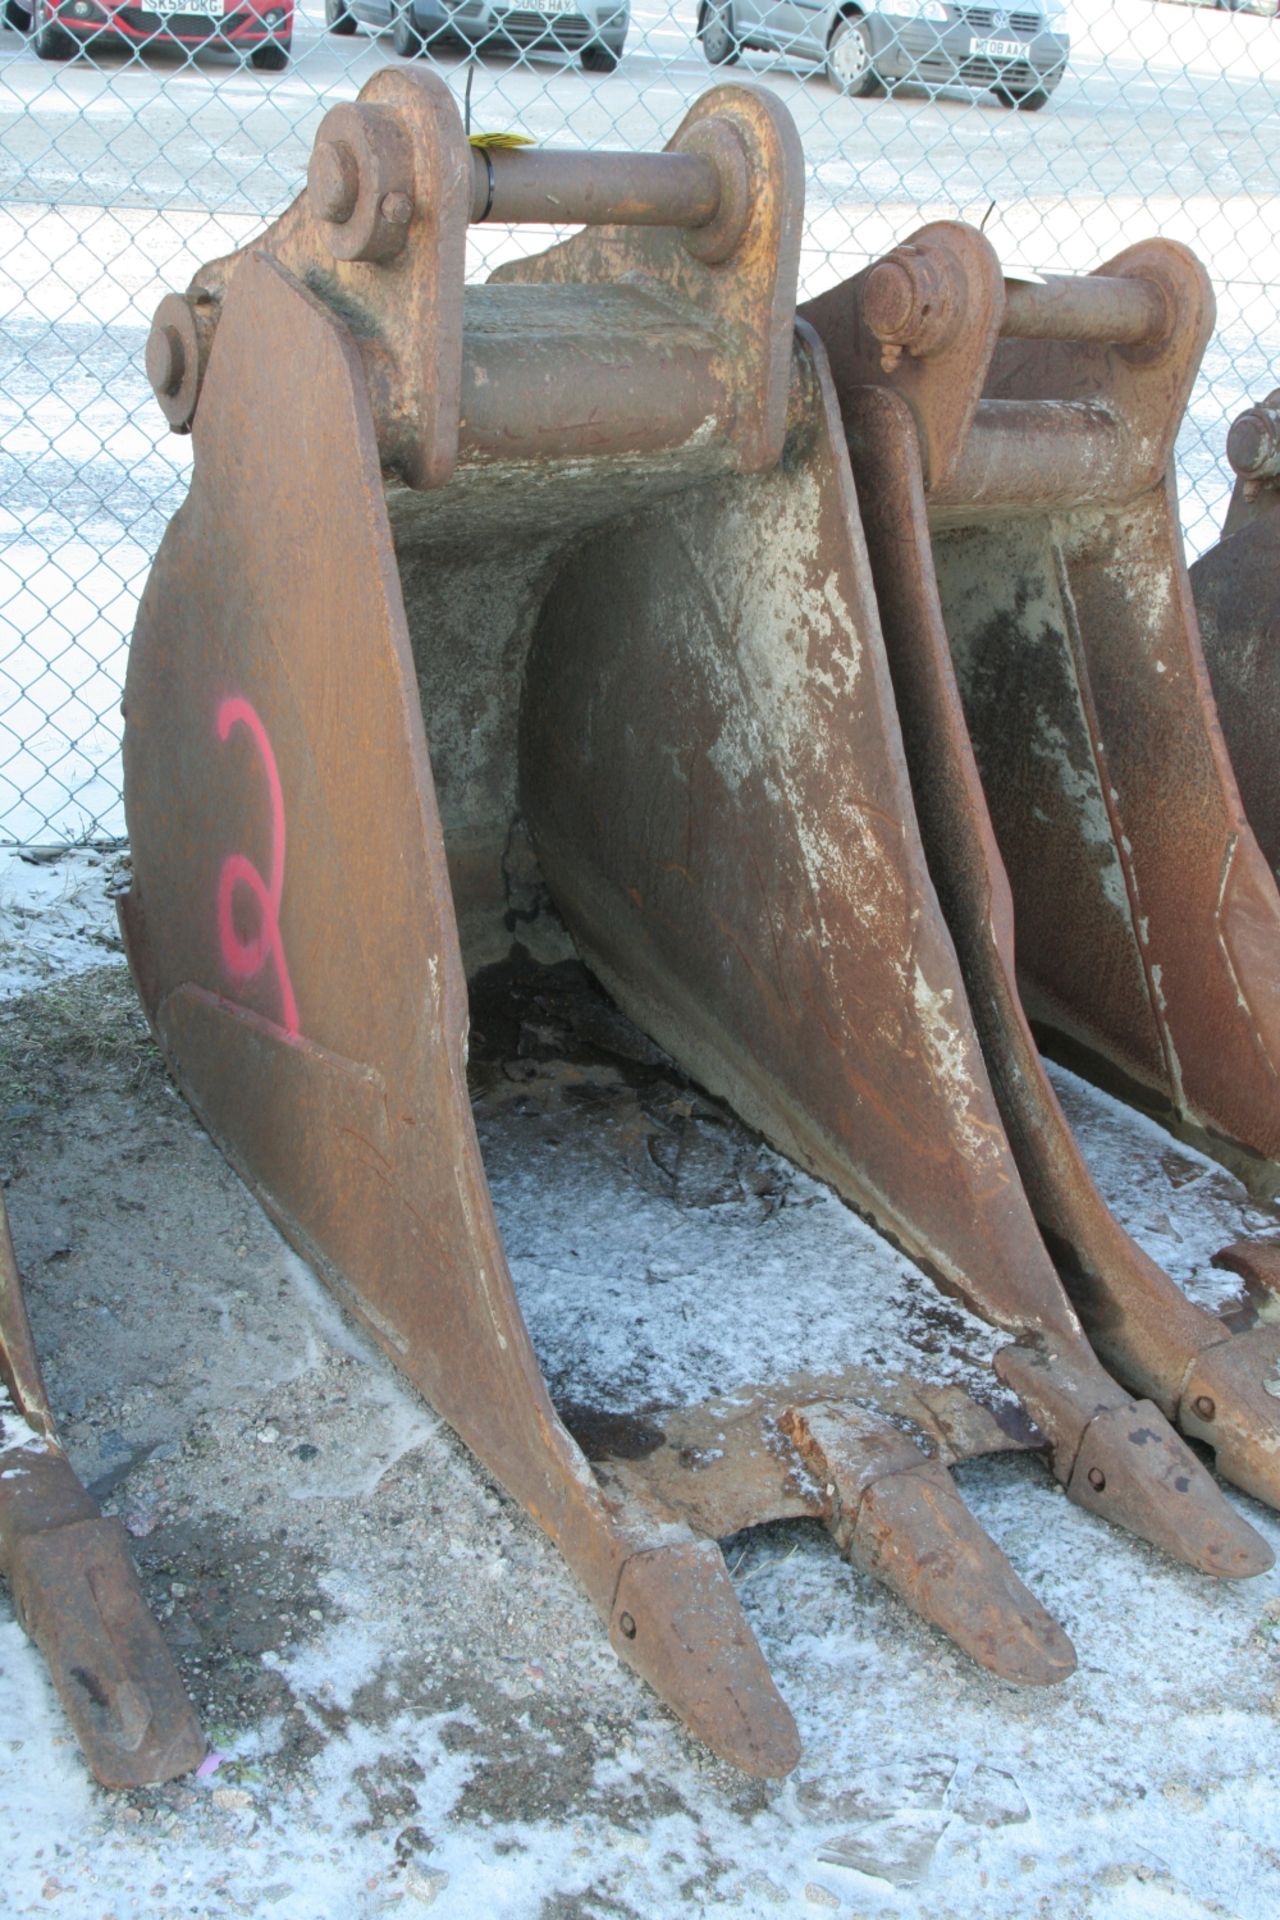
left=517, top=0, right=578, bottom=11
left=969, top=34, right=1028, bottom=55
left=148, top=0, right=211, bottom=14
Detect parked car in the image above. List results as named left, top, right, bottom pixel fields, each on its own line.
left=9, top=0, right=292, bottom=64
left=1161, top=0, right=1277, bottom=14
left=697, top=0, right=1069, bottom=108
left=325, top=0, right=628, bottom=70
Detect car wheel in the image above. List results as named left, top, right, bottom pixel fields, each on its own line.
left=390, top=2, right=421, bottom=53
left=249, top=34, right=290, bottom=65
left=32, top=0, right=76, bottom=57
left=994, top=82, right=1051, bottom=109
left=827, top=14, right=882, bottom=96
left=699, top=0, right=740, bottom=65
left=4, top=0, right=33, bottom=28
left=580, top=39, right=619, bottom=68
left=324, top=0, right=357, bottom=32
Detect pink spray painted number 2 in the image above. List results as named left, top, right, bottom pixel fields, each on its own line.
left=215, top=695, right=300, bottom=1039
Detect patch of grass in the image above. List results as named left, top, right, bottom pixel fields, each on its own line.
left=0, top=963, right=168, bottom=1131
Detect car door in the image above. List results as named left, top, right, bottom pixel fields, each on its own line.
left=713, top=0, right=815, bottom=65
left=773, top=0, right=830, bottom=58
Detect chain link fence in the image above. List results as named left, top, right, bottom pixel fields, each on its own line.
left=0, top=0, right=1276, bottom=844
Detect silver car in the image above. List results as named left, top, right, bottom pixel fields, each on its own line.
left=327, top=0, right=629, bottom=70
left=697, top=0, right=1070, bottom=109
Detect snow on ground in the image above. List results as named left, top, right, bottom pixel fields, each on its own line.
left=3, top=858, right=1280, bottom=1919
left=0, top=842, right=126, bottom=996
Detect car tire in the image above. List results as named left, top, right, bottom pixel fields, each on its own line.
left=994, top=82, right=1051, bottom=109
left=249, top=34, right=290, bottom=65
left=32, top=0, right=76, bottom=57
left=580, top=39, right=619, bottom=68
left=699, top=0, right=740, bottom=65
left=324, top=0, right=357, bottom=32
left=827, top=14, right=882, bottom=96
left=4, top=0, right=33, bottom=28
left=391, top=2, right=421, bottom=53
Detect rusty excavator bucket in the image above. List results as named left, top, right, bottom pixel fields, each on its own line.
left=0, top=1191, right=204, bottom=1786
left=1191, top=389, right=1280, bottom=891
left=121, top=73, right=1269, bottom=1779
left=802, top=225, right=1280, bottom=1511
left=1189, top=393, right=1280, bottom=1301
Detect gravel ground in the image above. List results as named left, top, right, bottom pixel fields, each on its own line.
left=3, top=850, right=1280, bottom=1920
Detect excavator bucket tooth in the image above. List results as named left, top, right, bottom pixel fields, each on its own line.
left=997, top=1345, right=1271, bottom=1578
left=779, top=1401, right=1076, bottom=1685
left=1178, top=1325, right=1280, bottom=1511
left=1213, top=1237, right=1280, bottom=1302
left=0, top=1194, right=204, bottom=1788
left=607, top=1537, right=802, bottom=1779
left=122, top=75, right=1265, bottom=1776
left=1191, top=388, right=1280, bottom=894
left=583, top=1369, right=1077, bottom=1686
left=801, top=226, right=1280, bottom=1515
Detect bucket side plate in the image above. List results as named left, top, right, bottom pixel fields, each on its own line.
left=122, top=250, right=618, bottom=1587
left=520, top=331, right=1078, bottom=1348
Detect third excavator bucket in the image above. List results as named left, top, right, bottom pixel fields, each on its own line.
left=1188, top=393, right=1280, bottom=1301
left=802, top=226, right=1280, bottom=1511
left=1191, top=388, right=1280, bottom=895
left=122, top=73, right=1268, bottom=1779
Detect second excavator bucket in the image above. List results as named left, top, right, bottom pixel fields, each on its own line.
left=805, top=225, right=1280, bottom=1186
left=121, top=73, right=1269, bottom=1778
left=1191, top=388, right=1280, bottom=892
left=0, top=1191, right=204, bottom=1787
left=803, top=229, right=1280, bottom=1508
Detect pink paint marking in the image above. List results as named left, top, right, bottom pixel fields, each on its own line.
left=216, top=695, right=300, bottom=1039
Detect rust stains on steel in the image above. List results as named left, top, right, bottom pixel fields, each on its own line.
left=802, top=223, right=1280, bottom=1517
left=115, top=74, right=1273, bottom=1781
